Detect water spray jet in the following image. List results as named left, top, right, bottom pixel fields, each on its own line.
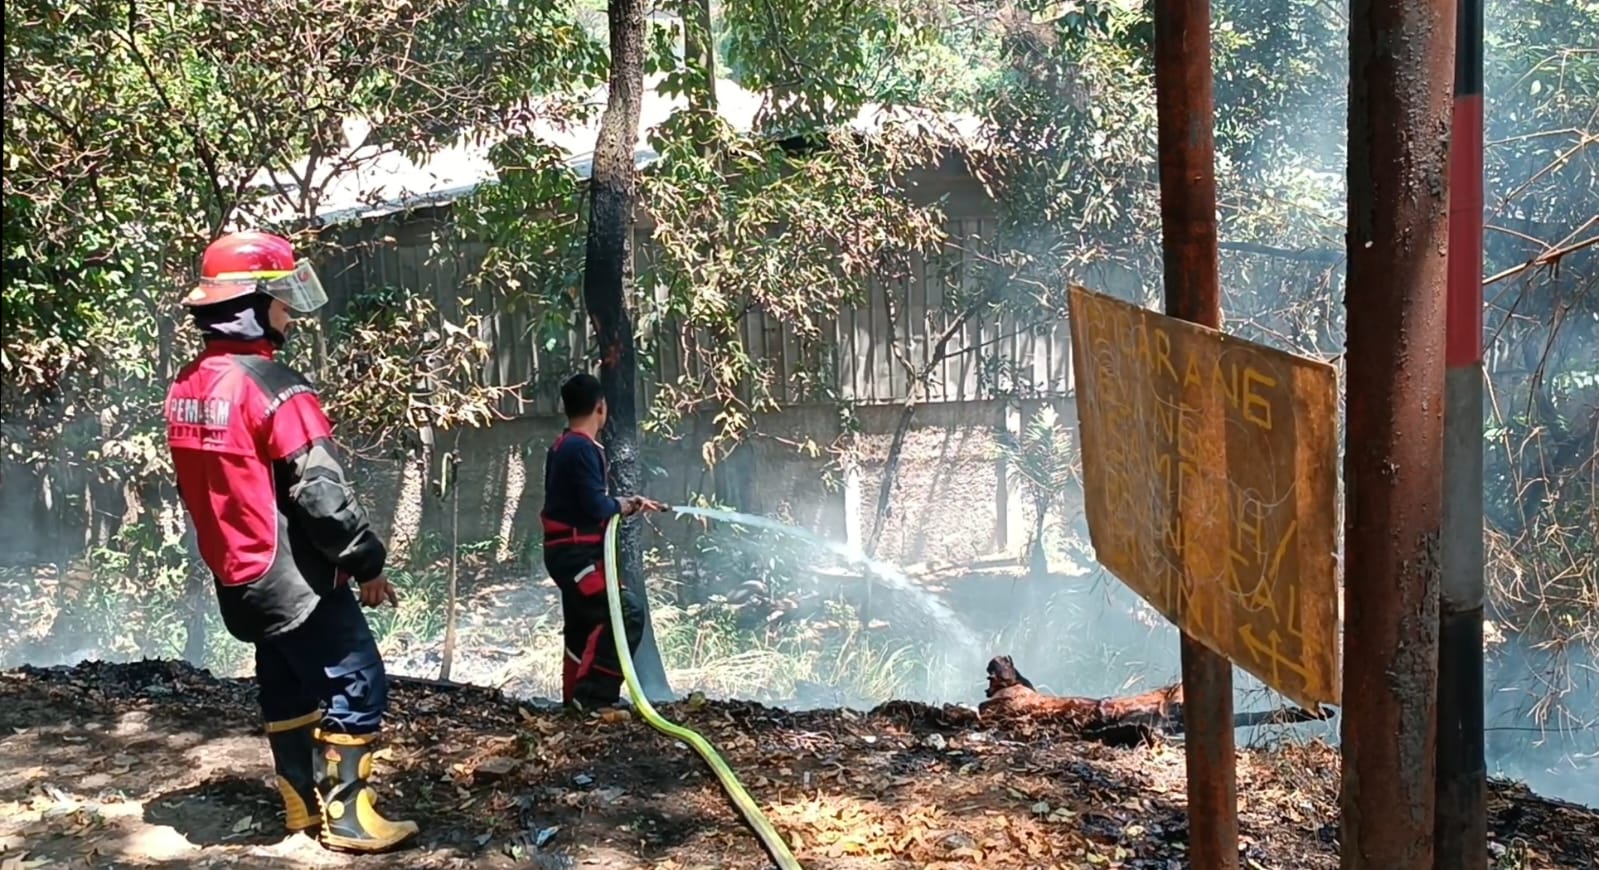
left=666, top=505, right=990, bottom=700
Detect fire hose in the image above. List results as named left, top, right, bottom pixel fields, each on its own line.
left=601, top=515, right=803, bottom=870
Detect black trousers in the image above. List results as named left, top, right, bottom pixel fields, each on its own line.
left=255, top=588, right=388, bottom=733
left=543, top=543, right=646, bottom=706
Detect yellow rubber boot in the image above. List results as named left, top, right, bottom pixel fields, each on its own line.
left=264, top=712, right=322, bottom=833
left=313, top=730, right=419, bottom=853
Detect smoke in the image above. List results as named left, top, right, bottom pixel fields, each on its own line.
left=673, top=490, right=1599, bottom=808
left=2, top=0, right=1594, bottom=821
left=1482, top=638, right=1599, bottom=807
left=3, top=353, right=1595, bottom=810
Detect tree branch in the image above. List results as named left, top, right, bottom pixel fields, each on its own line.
left=1218, top=240, right=1344, bottom=265
left=1483, top=234, right=1599, bottom=287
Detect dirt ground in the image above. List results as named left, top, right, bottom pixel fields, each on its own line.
left=1, top=661, right=1594, bottom=870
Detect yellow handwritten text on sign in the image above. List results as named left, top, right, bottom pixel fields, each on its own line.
left=1066, top=285, right=1341, bottom=710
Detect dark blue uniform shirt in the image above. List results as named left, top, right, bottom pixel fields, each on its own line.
left=541, top=431, right=620, bottom=537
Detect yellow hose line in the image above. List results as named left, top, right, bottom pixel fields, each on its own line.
left=602, top=517, right=803, bottom=870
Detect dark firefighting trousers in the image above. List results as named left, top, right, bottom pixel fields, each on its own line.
left=544, top=543, right=646, bottom=707
left=255, top=590, right=389, bottom=734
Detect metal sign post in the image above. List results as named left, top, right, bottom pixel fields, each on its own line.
left=1342, top=0, right=1456, bottom=867
left=1438, top=0, right=1488, bottom=865
left=1152, top=2, right=1237, bottom=867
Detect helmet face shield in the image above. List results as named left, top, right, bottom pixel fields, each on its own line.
left=258, top=260, right=328, bottom=313
left=189, top=259, right=327, bottom=313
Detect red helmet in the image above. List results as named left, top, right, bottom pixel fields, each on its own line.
left=183, top=231, right=328, bottom=313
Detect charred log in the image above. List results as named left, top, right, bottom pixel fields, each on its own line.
left=980, top=656, right=1330, bottom=747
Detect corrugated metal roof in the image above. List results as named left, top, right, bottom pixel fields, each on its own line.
left=247, top=76, right=980, bottom=227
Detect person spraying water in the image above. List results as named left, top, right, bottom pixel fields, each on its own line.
left=539, top=373, right=669, bottom=712
left=539, top=377, right=799, bottom=865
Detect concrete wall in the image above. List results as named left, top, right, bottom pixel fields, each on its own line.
left=354, top=395, right=1079, bottom=574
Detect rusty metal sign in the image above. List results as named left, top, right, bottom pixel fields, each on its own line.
left=1067, top=285, right=1342, bottom=710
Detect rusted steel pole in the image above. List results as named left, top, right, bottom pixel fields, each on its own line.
left=1437, top=0, right=1487, bottom=865
left=1153, top=3, right=1238, bottom=869
left=1343, top=0, right=1455, bottom=867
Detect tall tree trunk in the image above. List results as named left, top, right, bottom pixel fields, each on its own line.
left=584, top=0, right=672, bottom=701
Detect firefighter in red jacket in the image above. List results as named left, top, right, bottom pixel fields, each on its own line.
left=163, top=230, right=418, bottom=852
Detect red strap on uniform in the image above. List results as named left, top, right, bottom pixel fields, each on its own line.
left=576, top=625, right=605, bottom=681
left=541, top=513, right=603, bottom=547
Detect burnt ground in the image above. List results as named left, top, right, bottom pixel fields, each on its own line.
left=0, top=661, right=1594, bottom=870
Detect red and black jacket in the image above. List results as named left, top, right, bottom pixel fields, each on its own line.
left=164, top=339, right=386, bottom=642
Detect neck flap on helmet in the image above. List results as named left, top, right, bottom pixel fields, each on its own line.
left=191, top=293, right=286, bottom=348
